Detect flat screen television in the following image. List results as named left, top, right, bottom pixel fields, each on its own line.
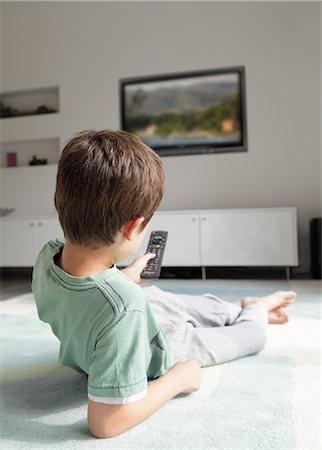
left=120, top=66, right=247, bottom=157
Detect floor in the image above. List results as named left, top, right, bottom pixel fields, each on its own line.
left=148, top=278, right=322, bottom=298
left=0, top=276, right=32, bottom=300
left=1, top=280, right=320, bottom=450
left=1, top=274, right=321, bottom=301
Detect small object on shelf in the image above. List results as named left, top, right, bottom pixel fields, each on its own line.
left=29, top=155, right=48, bottom=166
left=0, top=207, right=15, bottom=217
left=36, top=105, right=52, bottom=114
left=6, top=152, right=17, bottom=167
left=1, top=102, right=19, bottom=118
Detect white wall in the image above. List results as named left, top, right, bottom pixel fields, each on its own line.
left=1, top=1, right=320, bottom=275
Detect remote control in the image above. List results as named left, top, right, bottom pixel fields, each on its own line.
left=141, top=231, right=168, bottom=279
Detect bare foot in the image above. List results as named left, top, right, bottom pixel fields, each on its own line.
left=241, top=290, right=296, bottom=312
left=268, top=307, right=289, bottom=325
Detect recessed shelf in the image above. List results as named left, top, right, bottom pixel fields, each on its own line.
left=0, top=86, right=59, bottom=119
left=0, top=138, right=60, bottom=168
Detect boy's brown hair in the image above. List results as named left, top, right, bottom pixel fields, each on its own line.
left=54, top=129, right=165, bottom=247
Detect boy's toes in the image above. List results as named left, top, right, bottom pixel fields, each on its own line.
left=284, top=291, right=297, bottom=302
left=268, top=310, right=289, bottom=324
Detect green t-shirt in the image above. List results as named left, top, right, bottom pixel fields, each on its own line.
left=32, top=239, right=172, bottom=404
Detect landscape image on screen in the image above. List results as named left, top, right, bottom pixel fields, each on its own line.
left=124, top=73, right=241, bottom=148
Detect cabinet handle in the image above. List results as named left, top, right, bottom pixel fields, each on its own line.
left=29, top=222, right=34, bottom=227
left=202, top=217, right=206, bottom=221
left=38, top=222, right=43, bottom=226
left=192, top=217, right=196, bottom=222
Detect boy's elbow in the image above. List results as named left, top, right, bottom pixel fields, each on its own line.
left=88, top=415, right=125, bottom=439
left=89, top=423, right=120, bottom=439
left=88, top=414, right=124, bottom=439
left=87, top=399, right=132, bottom=439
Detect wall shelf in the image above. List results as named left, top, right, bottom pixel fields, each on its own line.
left=0, top=86, right=59, bottom=119
left=0, top=138, right=60, bottom=168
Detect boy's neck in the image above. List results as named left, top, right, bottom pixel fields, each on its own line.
left=57, top=240, right=116, bottom=277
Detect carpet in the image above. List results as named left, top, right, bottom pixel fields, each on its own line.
left=0, top=281, right=321, bottom=449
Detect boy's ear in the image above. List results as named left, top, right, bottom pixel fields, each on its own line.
left=123, top=217, right=145, bottom=241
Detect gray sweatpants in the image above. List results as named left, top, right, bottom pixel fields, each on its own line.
left=144, top=286, right=268, bottom=367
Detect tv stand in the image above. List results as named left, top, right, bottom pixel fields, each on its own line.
left=121, top=207, right=299, bottom=279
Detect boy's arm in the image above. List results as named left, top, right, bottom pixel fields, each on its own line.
left=88, top=359, right=201, bottom=439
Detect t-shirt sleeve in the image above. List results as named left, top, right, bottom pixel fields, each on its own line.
left=87, top=310, right=148, bottom=405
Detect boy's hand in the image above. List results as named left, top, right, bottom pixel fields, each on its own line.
left=121, top=253, right=156, bottom=284
left=170, top=359, right=202, bottom=393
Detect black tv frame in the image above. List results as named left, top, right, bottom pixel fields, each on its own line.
left=119, top=66, right=247, bottom=157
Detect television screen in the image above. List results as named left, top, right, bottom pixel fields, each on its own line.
left=120, top=67, right=247, bottom=157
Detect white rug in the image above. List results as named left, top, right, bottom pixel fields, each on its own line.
left=1, top=280, right=321, bottom=449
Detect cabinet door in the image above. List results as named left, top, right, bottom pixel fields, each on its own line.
left=120, top=212, right=201, bottom=267
left=200, top=209, right=298, bottom=266
left=36, top=218, right=64, bottom=253
left=0, top=219, right=37, bottom=266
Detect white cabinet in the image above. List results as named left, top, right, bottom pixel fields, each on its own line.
left=120, top=208, right=298, bottom=270
left=0, top=216, right=63, bottom=266
left=1, top=208, right=298, bottom=270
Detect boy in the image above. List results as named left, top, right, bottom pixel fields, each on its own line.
left=32, top=129, right=296, bottom=439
